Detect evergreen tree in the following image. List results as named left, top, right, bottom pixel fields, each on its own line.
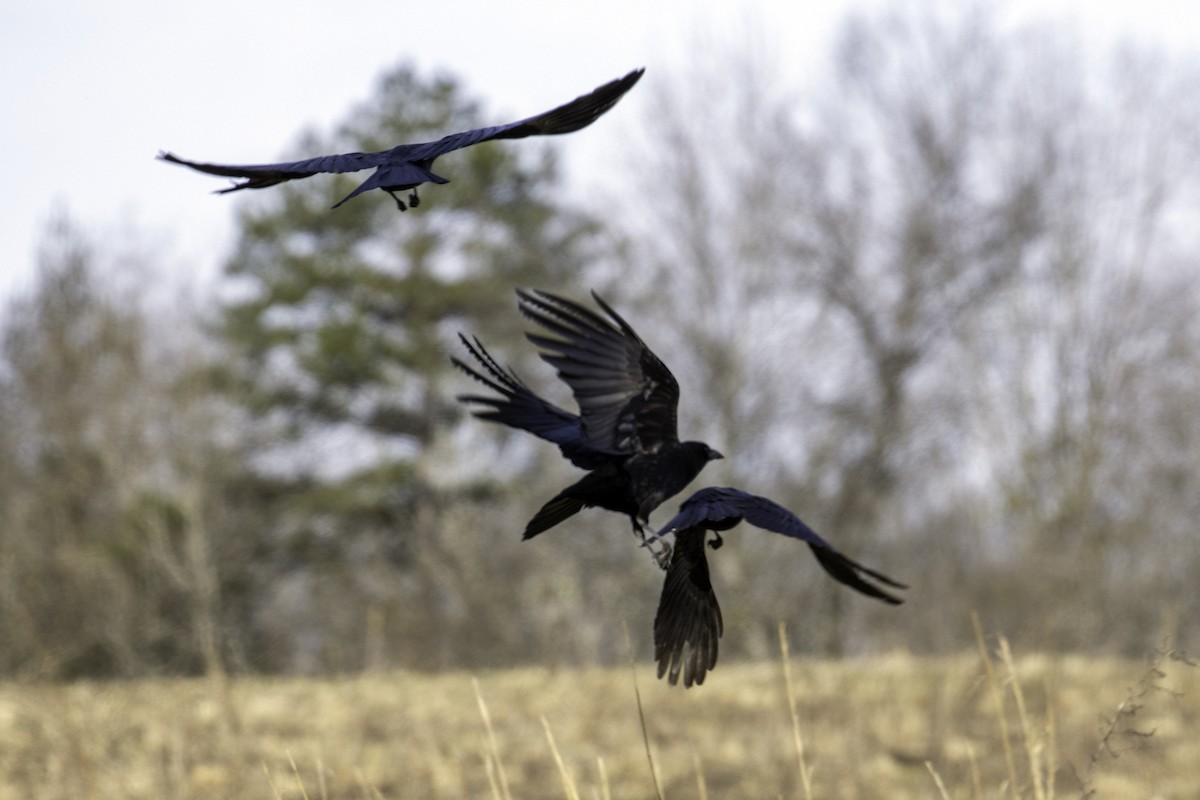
left=217, top=62, right=605, bottom=671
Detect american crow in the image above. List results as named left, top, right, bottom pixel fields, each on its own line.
left=649, top=487, right=906, bottom=687
left=159, top=68, right=643, bottom=211
left=452, top=289, right=723, bottom=543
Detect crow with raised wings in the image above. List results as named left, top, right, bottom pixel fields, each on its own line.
left=159, top=68, right=643, bottom=210
left=649, top=487, right=907, bottom=687
left=452, top=289, right=723, bottom=543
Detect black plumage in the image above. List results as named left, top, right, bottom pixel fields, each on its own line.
left=654, top=526, right=723, bottom=688
left=452, top=289, right=722, bottom=541
left=650, top=487, right=907, bottom=687
left=159, top=68, right=643, bottom=210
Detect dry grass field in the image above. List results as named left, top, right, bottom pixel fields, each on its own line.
left=0, top=635, right=1196, bottom=800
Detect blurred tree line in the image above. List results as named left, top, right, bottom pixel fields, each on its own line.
left=1, top=3, right=1197, bottom=679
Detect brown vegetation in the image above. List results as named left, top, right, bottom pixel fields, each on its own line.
left=1, top=638, right=1195, bottom=799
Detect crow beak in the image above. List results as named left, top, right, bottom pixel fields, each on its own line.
left=710, top=449, right=724, bottom=460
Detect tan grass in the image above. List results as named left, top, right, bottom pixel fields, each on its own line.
left=0, top=645, right=1196, bottom=799
left=778, top=622, right=814, bottom=799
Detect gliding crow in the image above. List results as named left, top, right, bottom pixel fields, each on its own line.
left=160, top=69, right=643, bottom=210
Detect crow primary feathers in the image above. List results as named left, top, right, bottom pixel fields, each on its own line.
left=159, top=68, right=643, bottom=210
left=452, top=289, right=723, bottom=542
left=649, top=487, right=906, bottom=687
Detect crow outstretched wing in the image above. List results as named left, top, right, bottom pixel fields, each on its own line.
left=451, top=334, right=608, bottom=471
left=407, top=67, right=644, bottom=155
left=516, top=289, right=680, bottom=456
left=159, top=68, right=644, bottom=208
left=655, top=487, right=907, bottom=604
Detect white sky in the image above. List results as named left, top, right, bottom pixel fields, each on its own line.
left=2, top=0, right=1196, bottom=306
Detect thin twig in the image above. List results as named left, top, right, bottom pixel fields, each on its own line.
left=778, top=621, right=814, bottom=800
left=1075, top=642, right=1196, bottom=797
left=693, top=749, right=709, bottom=800
left=967, top=742, right=983, bottom=800
left=482, top=748, right=503, bottom=800
left=597, top=756, right=612, bottom=800
left=998, top=637, right=1046, bottom=800
left=1045, top=674, right=1057, bottom=800
left=473, top=676, right=513, bottom=800
left=925, top=760, right=953, bottom=800
left=543, top=716, right=581, bottom=800
left=287, top=750, right=312, bottom=800
left=623, top=619, right=665, bottom=800
left=262, top=762, right=283, bottom=800
left=973, top=612, right=1019, bottom=800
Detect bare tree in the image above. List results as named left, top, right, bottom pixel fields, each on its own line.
left=0, top=213, right=251, bottom=677
left=613, top=6, right=1052, bottom=655
left=960, top=40, right=1200, bottom=651
left=611, top=5, right=1200, bottom=656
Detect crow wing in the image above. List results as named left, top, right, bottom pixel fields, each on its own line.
left=657, top=487, right=907, bottom=605
left=451, top=334, right=609, bottom=471
left=399, top=67, right=644, bottom=160
left=157, top=68, right=643, bottom=199
left=517, top=289, right=680, bottom=456
left=654, top=527, right=722, bottom=688
left=156, top=149, right=390, bottom=188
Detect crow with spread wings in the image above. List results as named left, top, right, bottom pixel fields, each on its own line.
left=159, top=68, right=643, bottom=211
left=452, top=289, right=723, bottom=544
left=649, top=487, right=907, bottom=687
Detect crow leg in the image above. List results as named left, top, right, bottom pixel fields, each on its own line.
left=650, top=539, right=672, bottom=569
left=409, top=190, right=420, bottom=208
left=385, top=190, right=409, bottom=211
left=630, top=516, right=646, bottom=540
left=633, top=518, right=673, bottom=569
left=631, top=518, right=671, bottom=570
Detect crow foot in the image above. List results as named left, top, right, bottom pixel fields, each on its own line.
left=386, top=190, right=409, bottom=211
left=409, top=191, right=420, bottom=208
left=650, top=539, right=673, bottom=569
left=707, top=531, right=724, bottom=551
left=633, top=520, right=671, bottom=570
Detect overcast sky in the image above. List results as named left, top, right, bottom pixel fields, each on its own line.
left=3, top=0, right=1195, bottom=306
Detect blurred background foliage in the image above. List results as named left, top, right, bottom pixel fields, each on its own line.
left=1, top=3, right=1198, bottom=680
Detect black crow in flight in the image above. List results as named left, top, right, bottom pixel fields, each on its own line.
left=648, top=487, right=906, bottom=687
left=159, top=68, right=643, bottom=211
left=452, top=289, right=723, bottom=543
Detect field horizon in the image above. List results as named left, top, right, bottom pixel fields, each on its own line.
left=1, top=641, right=1196, bottom=799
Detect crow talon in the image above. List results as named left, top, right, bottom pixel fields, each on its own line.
left=652, top=540, right=673, bottom=569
